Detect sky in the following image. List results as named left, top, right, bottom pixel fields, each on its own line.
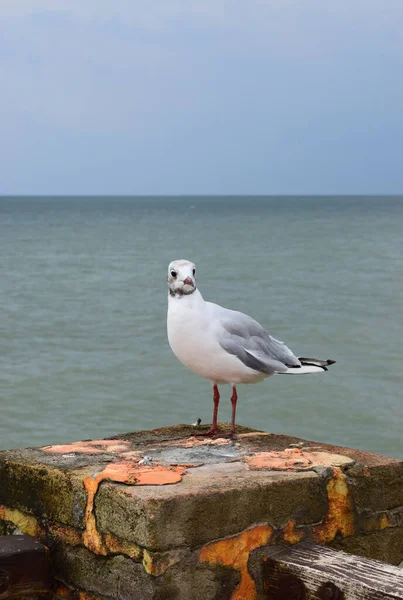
left=0, top=1, right=402, bottom=195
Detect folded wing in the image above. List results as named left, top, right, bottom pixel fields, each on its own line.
left=218, top=310, right=301, bottom=375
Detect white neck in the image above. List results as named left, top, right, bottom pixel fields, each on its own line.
left=168, top=287, right=204, bottom=308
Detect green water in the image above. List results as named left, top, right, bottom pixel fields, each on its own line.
left=1, top=196, right=402, bottom=458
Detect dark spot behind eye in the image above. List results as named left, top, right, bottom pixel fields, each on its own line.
left=171, top=270, right=177, bottom=278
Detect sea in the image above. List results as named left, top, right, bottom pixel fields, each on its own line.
left=0, top=196, right=402, bottom=459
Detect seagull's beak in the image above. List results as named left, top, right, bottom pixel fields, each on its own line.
left=183, top=277, right=194, bottom=286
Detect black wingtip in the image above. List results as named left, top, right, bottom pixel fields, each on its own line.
left=298, top=357, right=336, bottom=368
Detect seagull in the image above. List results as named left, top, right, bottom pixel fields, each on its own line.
left=167, top=259, right=335, bottom=438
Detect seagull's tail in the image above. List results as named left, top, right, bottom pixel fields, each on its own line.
left=282, top=357, right=336, bottom=374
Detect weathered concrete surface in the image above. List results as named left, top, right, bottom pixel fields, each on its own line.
left=0, top=423, right=402, bottom=600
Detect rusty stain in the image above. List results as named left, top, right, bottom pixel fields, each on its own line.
left=54, top=585, right=101, bottom=600
left=78, top=592, right=102, bottom=600
left=310, top=468, right=356, bottom=543
left=282, top=520, right=304, bottom=545
left=199, top=524, right=273, bottom=600
left=48, top=522, right=82, bottom=546
left=54, top=582, right=73, bottom=598
left=82, top=461, right=185, bottom=554
left=143, top=548, right=185, bottom=576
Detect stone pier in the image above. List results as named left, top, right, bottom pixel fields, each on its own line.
left=0, top=424, right=402, bottom=599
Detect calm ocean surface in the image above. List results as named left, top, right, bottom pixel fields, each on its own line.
left=0, top=197, right=402, bottom=458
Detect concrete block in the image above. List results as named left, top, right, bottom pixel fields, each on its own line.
left=0, top=424, right=402, bottom=599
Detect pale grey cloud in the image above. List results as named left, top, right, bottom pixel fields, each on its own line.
left=0, top=0, right=402, bottom=193
left=0, top=0, right=235, bottom=27
left=0, top=5, right=178, bottom=133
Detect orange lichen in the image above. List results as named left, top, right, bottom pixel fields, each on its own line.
left=104, top=533, right=142, bottom=560
left=0, top=505, right=42, bottom=538
left=199, top=524, right=273, bottom=600
left=246, top=450, right=312, bottom=471
left=82, top=462, right=138, bottom=554
left=236, top=432, right=272, bottom=438
left=82, top=461, right=185, bottom=554
left=156, top=436, right=229, bottom=449
left=134, top=465, right=185, bottom=485
left=44, top=444, right=106, bottom=454
left=42, top=440, right=131, bottom=454
left=361, top=512, right=392, bottom=532
left=282, top=520, right=304, bottom=544
left=143, top=548, right=185, bottom=576
left=85, top=440, right=127, bottom=447
left=246, top=449, right=354, bottom=471
left=310, top=467, right=356, bottom=543
left=120, top=450, right=144, bottom=460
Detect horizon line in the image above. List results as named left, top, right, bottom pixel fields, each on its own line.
left=1, top=194, right=403, bottom=199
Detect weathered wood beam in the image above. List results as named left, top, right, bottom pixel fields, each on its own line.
left=0, top=535, right=51, bottom=598
left=263, top=541, right=403, bottom=599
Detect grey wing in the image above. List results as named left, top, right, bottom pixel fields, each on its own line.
left=218, top=310, right=301, bottom=375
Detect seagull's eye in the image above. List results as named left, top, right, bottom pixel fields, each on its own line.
left=170, top=270, right=177, bottom=278
left=192, top=268, right=196, bottom=276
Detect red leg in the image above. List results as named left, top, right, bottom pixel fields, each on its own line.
left=193, top=384, right=220, bottom=437
left=229, top=386, right=238, bottom=437
left=205, top=386, right=237, bottom=439
left=212, top=384, right=220, bottom=431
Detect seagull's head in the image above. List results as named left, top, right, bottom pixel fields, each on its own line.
left=167, top=259, right=196, bottom=297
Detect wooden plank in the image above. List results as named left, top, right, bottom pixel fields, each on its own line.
left=0, top=535, right=51, bottom=598
left=263, top=542, right=403, bottom=599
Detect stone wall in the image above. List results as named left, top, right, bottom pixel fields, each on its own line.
left=0, top=424, right=402, bottom=599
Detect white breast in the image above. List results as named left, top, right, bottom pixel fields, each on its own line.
left=167, top=291, right=267, bottom=385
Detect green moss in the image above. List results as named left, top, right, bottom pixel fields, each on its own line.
left=0, top=460, right=87, bottom=528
